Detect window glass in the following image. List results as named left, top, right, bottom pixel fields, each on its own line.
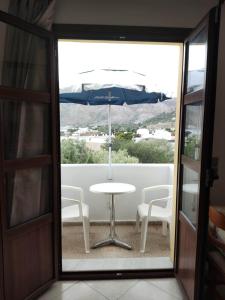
left=183, top=102, right=203, bottom=160
left=181, top=166, right=199, bottom=226
left=6, top=167, right=51, bottom=227
left=2, top=100, right=51, bottom=159
left=0, top=21, right=48, bottom=91
left=186, top=29, right=207, bottom=93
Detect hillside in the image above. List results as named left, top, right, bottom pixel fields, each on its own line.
left=60, top=98, right=176, bottom=127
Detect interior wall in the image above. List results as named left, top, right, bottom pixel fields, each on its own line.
left=54, top=0, right=218, bottom=28
left=210, top=3, right=225, bottom=205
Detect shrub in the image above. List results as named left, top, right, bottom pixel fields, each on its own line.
left=61, top=139, right=139, bottom=164
left=110, top=137, right=174, bottom=163
left=126, top=140, right=174, bottom=163
left=92, top=149, right=138, bottom=163
left=61, top=139, right=94, bottom=164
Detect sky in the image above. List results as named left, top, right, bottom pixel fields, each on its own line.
left=58, top=40, right=182, bottom=98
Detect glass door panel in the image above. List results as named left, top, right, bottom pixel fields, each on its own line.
left=183, top=102, right=203, bottom=160
left=0, top=11, right=57, bottom=300
left=181, top=166, right=200, bottom=227
left=186, top=28, right=207, bottom=94
left=0, top=21, right=49, bottom=91
left=2, top=99, right=51, bottom=159
left=176, top=7, right=219, bottom=300
left=6, top=166, right=52, bottom=227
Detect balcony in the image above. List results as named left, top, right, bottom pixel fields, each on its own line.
left=61, top=163, right=175, bottom=271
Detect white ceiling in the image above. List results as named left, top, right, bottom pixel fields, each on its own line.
left=54, top=0, right=218, bottom=28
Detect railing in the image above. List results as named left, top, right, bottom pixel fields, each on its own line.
left=61, top=163, right=174, bottom=221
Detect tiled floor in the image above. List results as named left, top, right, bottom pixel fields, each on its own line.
left=38, top=278, right=185, bottom=300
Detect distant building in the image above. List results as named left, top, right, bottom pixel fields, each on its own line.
left=135, top=128, right=175, bottom=142
left=137, top=128, right=150, bottom=137
left=77, top=127, right=89, bottom=134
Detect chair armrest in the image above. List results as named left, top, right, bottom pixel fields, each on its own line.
left=143, top=185, right=171, bottom=193
left=61, top=197, right=80, bottom=204
left=142, top=185, right=172, bottom=204
left=61, top=185, right=84, bottom=202
left=61, top=185, right=83, bottom=193
left=148, top=197, right=169, bottom=210
left=149, top=197, right=168, bottom=206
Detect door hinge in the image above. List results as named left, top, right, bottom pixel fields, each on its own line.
left=205, top=169, right=213, bottom=187
left=205, top=157, right=219, bottom=187
left=215, top=6, right=220, bottom=23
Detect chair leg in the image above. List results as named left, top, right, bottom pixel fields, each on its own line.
left=162, top=221, right=168, bottom=236
left=136, top=211, right=140, bottom=232
left=140, top=217, right=148, bottom=253
left=83, top=217, right=90, bottom=254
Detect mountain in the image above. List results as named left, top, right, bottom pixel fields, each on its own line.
left=60, top=98, right=176, bottom=127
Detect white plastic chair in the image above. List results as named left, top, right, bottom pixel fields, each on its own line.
left=136, top=185, right=173, bottom=253
left=61, top=185, right=90, bottom=253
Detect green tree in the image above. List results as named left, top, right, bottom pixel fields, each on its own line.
left=61, top=139, right=139, bottom=164
left=112, top=149, right=138, bottom=163
left=61, top=139, right=94, bottom=164
left=92, top=149, right=138, bottom=163
left=110, top=138, right=131, bottom=152
left=106, top=132, right=134, bottom=152
left=126, top=140, right=174, bottom=163
left=115, top=131, right=134, bottom=140
left=184, top=135, right=200, bottom=160
left=110, top=137, right=174, bottom=163
left=61, top=137, right=174, bottom=164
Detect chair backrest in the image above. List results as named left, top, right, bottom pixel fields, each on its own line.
left=143, top=184, right=173, bottom=209
left=61, top=185, right=84, bottom=217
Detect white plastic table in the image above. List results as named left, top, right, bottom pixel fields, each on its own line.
left=89, top=182, right=136, bottom=250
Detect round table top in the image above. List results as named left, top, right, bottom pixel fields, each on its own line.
left=89, top=182, right=136, bottom=195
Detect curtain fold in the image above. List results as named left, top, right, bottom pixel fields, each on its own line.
left=8, top=0, right=54, bottom=28
left=2, top=0, right=55, bottom=226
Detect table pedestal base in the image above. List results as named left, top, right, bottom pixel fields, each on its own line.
left=92, top=237, right=132, bottom=250
left=91, top=193, right=132, bottom=250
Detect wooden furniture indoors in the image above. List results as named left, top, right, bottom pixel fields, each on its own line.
left=207, top=206, right=225, bottom=300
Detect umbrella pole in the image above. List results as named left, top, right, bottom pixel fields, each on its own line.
left=108, top=92, right=112, bottom=180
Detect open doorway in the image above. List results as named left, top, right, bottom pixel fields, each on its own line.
left=57, top=39, right=183, bottom=272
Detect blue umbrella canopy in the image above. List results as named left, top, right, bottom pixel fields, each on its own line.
left=60, top=87, right=169, bottom=105
left=59, top=69, right=170, bottom=105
